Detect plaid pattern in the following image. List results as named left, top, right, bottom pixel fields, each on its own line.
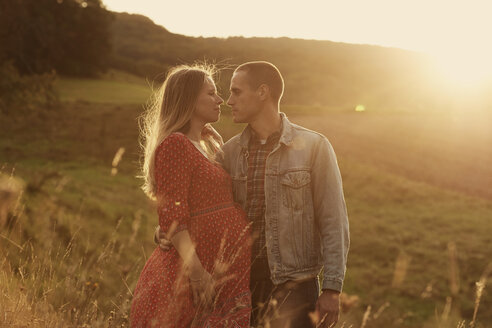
left=246, top=128, right=281, bottom=280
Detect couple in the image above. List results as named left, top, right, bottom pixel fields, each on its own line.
left=130, top=61, right=350, bottom=328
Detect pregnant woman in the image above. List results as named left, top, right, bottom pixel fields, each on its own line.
left=130, top=65, right=251, bottom=327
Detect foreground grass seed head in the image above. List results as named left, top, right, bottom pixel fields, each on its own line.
left=111, top=147, right=126, bottom=176
left=0, top=172, right=24, bottom=227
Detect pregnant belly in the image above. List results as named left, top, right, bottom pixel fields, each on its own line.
left=189, top=207, right=250, bottom=271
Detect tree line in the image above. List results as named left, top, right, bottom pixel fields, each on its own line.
left=109, top=13, right=439, bottom=110
left=0, top=0, right=112, bottom=112
left=0, top=0, right=112, bottom=76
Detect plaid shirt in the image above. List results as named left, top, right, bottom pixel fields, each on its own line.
left=246, top=128, right=281, bottom=280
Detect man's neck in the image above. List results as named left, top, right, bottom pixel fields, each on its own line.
left=249, top=109, right=282, bottom=140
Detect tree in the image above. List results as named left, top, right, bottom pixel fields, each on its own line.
left=0, top=0, right=113, bottom=77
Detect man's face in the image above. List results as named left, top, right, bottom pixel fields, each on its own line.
left=227, top=70, right=262, bottom=123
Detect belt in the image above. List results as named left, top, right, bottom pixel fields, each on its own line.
left=190, top=202, right=236, bottom=217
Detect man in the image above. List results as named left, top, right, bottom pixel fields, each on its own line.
left=157, top=61, right=349, bottom=328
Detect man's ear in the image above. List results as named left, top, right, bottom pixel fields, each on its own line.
left=258, top=84, right=269, bottom=101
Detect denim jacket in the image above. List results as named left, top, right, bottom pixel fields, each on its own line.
left=220, top=113, right=349, bottom=292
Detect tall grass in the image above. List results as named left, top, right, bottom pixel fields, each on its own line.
left=0, top=170, right=140, bottom=327
left=1, top=163, right=490, bottom=327
left=1, top=93, right=491, bottom=327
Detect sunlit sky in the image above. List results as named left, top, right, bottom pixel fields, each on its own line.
left=104, top=0, right=492, bottom=84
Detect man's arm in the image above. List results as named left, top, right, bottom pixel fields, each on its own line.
left=217, top=137, right=234, bottom=173
left=311, top=136, right=349, bottom=327
left=311, top=136, right=349, bottom=291
left=155, top=225, right=172, bottom=250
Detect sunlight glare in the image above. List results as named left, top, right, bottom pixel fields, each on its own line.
left=355, top=105, right=366, bottom=112
left=433, top=45, right=492, bottom=87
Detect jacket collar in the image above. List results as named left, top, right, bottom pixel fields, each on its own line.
left=237, top=112, right=294, bottom=148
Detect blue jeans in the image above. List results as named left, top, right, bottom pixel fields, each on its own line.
left=250, top=277, right=319, bottom=328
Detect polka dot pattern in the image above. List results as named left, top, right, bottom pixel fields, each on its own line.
left=130, top=133, right=251, bottom=327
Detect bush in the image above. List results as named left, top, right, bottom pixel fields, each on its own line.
left=0, top=62, right=58, bottom=114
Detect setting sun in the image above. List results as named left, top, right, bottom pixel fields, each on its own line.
left=433, top=46, right=492, bottom=87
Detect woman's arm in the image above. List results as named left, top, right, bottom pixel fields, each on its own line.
left=171, top=229, right=216, bottom=308
left=171, top=229, right=205, bottom=278
left=153, top=134, right=216, bottom=307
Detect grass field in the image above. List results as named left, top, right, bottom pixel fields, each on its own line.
left=1, top=76, right=491, bottom=327
left=54, top=70, right=151, bottom=104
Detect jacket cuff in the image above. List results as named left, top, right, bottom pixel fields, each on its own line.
left=322, top=278, right=343, bottom=292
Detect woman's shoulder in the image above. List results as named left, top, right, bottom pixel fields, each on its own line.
left=156, top=132, right=194, bottom=156
left=165, top=131, right=188, bottom=143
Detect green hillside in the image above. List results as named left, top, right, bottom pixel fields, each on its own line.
left=1, top=77, right=491, bottom=327
left=55, top=70, right=150, bottom=104
left=108, top=12, right=491, bottom=113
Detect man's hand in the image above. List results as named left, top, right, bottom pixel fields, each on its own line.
left=315, top=289, right=340, bottom=328
left=154, top=225, right=172, bottom=251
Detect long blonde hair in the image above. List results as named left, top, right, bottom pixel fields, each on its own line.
left=139, top=64, right=223, bottom=199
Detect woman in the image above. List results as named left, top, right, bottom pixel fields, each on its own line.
left=130, top=65, right=251, bottom=327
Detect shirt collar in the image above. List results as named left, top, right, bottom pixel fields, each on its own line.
left=238, top=112, right=295, bottom=148
left=249, top=122, right=282, bottom=146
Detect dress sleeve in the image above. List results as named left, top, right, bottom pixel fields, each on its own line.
left=154, top=134, right=194, bottom=237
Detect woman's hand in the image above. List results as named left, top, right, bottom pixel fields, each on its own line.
left=189, top=266, right=216, bottom=309
left=168, top=229, right=216, bottom=310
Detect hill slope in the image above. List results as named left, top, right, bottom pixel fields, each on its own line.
left=1, top=75, right=491, bottom=326
left=109, top=12, right=471, bottom=112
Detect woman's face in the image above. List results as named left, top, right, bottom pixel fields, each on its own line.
left=193, top=77, right=223, bottom=124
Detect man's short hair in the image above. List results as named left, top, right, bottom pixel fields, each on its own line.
left=235, top=61, right=284, bottom=103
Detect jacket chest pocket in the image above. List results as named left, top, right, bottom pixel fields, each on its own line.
left=280, top=171, right=311, bottom=210
left=231, top=176, right=247, bottom=207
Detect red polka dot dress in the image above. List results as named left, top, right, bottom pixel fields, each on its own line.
left=130, top=133, right=251, bottom=328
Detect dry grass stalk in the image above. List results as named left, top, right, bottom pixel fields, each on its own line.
left=128, top=210, right=143, bottom=246
left=469, top=263, right=492, bottom=328
left=421, top=280, right=434, bottom=299
left=360, top=305, right=371, bottom=328
left=373, top=301, right=390, bottom=320
left=340, top=292, right=360, bottom=313
left=339, top=323, right=354, bottom=328
left=441, top=296, right=452, bottom=324
left=392, top=251, right=411, bottom=288
left=111, top=147, right=126, bottom=176
left=0, top=173, right=24, bottom=228
left=447, top=241, right=460, bottom=296
left=456, top=320, right=466, bottom=328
